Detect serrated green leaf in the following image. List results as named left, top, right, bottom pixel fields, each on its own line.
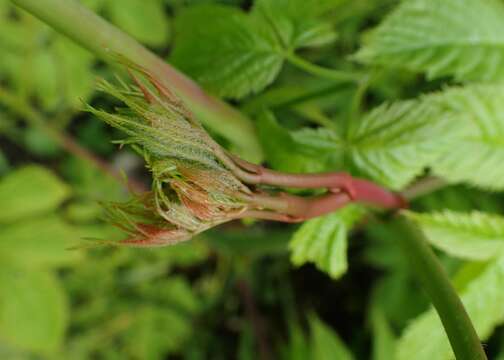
left=171, top=2, right=338, bottom=99
left=428, top=85, right=504, bottom=190
left=260, top=84, right=503, bottom=191
left=107, top=0, right=170, bottom=47
left=347, top=99, right=466, bottom=190
left=257, top=111, right=343, bottom=173
left=396, top=256, right=504, bottom=360
left=252, top=0, right=337, bottom=49
left=0, top=216, right=83, bottom=267
left=354, top=0, right=504, bottom=82
left=405, top=210, right=504, bottom=261
left=289, top=205, right=366, bottom=279
left=171, top=4, right=283, bottom=99
left=309, top=314, right=355, bottom=360
left=0, top=264, right=67, bottom=354
left=0, top=165, right=71, bottom=223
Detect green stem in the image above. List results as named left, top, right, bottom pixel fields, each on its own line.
left=11, top=0, right=263, bottom=162
left=285, top=52, right=362, bottom=83
left=274, top=83, right=352, bottom=110
left=395, top=215, right=487, bottom=360
left=401, top=176, right=447, bottom=200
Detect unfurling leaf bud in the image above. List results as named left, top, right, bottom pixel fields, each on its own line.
left=87, top=67, right=254, bottom=246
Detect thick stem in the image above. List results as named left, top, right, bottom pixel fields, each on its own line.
left=394, top=215, right=487, bottom=360
left=245, top=191, right=351, bottom=220
left=11, top=0, right=263, bottom=162
left=351, top=178, right=406, bottom=209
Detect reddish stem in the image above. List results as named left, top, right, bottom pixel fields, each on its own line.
left=244, top=191, right=351, bottom=221
left=351, top=178, right=407, bottom=209
left=231, top=155, right=406, bottom=214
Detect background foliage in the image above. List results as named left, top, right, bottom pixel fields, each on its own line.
left=2, top=0, right=504, bottom=359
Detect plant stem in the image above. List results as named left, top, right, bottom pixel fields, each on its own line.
left=0, top=86, right=146, bottom=192
left=11, top=0, right=263, bottom=162
left=394, top=215, right=487, bottom=360
left=401, top=176, right=447, bottom=200
left=285, top=52, right=362, bottom=83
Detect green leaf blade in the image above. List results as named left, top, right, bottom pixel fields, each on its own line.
left=289, top=205, right=366, bottom=279
left=252, top=0, right=337, bottom=49
left=107, top=0, right=170, bottom=47
left=257, top=111, right=343, bottom=173
left=347, top=100, right=465, bottom=190
left=429, top=85, right=504, bottom=190
left=405, top=210, right=504, bottom=261
left=0, top=216, right=83, bottom=268
left=170, top=4, right=283, bottom=99
left=309, top=314, right=355, bottom=360
left=0, top=165, right=71, bottom=223
left=354, top=0, right=504, bottom=82
left=0, top=265, right=68, bottom=354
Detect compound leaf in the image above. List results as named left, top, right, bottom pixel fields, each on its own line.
left=171, top=2, right=338, bottom=99
left=428, top=85, right=504, bottom=190
left=354, top=0, right=504, bottom=82
left=171, top=4, right=283, bottom=99
left=347, top=99, right=465, bottom=190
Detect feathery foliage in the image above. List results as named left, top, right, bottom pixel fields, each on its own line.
left=86, top=72, right=251, bottom=246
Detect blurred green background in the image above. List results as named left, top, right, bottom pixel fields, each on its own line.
left=1, top=0, right=504, bottom=359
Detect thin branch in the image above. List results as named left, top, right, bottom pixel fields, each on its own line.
left=0, top=86, right=146, bottom=193
left=285, top=52, right=363, bottom=83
